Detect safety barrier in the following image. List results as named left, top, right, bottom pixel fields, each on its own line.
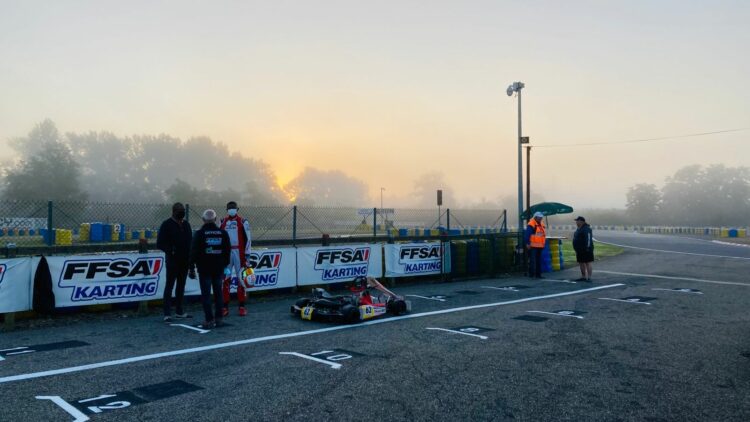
left=0, top=233, right=530, bottom=318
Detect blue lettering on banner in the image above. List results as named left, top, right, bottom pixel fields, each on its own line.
left=398, top=244, right=442, bottom=274
left=313, top=247, right=371, bottom=281
left=248, top=251, right=283, bottom=287
left=404, top=262, right=442, bottom=274
left=58, top=257, right=163, bottom=303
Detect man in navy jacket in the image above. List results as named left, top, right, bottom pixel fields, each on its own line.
left=572, top=216, right=594, bottom=281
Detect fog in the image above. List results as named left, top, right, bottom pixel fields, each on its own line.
left=1, top=1, right=749, bottom=220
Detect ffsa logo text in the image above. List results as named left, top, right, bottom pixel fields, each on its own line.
left=248, top=251, right=282, bottom=287
left=314, top=247, right=370, bottom=281
left=58, top=257, right=163, bottom=302
left=398, top=244, right=442, bottom=274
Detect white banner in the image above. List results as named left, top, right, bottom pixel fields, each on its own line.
left=0, top=257, right=33, bottom=313
left=47, top=253, right=166, bottom=307
left=384, top=242, right=449, bottom=278
left=297, top=244, right=383, bottom=285
left=218, top=247, right=298, bottom=294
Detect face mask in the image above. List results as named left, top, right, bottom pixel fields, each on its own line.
left=227, top=209, right=238, bottom=217
left=174, top=210, right=186, bottom=220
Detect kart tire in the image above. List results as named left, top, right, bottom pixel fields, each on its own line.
left=341, top=304, right=360, bottom=324
left=292, top=299, right=310, bottom=316
left=388, top=299, right=408, bottom=315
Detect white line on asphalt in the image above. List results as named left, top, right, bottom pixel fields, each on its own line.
left=598, top=298, right=652, bottom=305
left=543, top=278, right=578, bottom=284
left=594, top=239, right=750, bottom=260
left=0, top=347, right=29, bottom=353
left=0, top=283, right=623, bottom=385
left=712, top=240, right=750, bottom=248
left=425, top=327, right=488, bottom=340
left=35, top=396, right=90, bottom=422
left=278, top=352, right=342, bottom=369
left=596, top=270, right=750, bottom=287
left=481, top=286, right=520, bottom=291
left=527, top=311, right=584, bottom=319
left=6, top=350, right=34, bottom=356
left=652, top=288, right=704, bottom=295
left=169, top=324, right=210, bottom=334
left=405, top=294, right=446, bottom=302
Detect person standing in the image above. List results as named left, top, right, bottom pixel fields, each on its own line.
left=219, top=201, right=252, bottom=317
left=572, top=216, right=594, bottom=281
left=189, top=209, right=231, bottom=329
left=157, top=202, right=193, bottom=322
left=524, top=211, right=547, bottom=279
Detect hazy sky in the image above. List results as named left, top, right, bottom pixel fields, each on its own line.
left=1, top=0, right=748, bottom=208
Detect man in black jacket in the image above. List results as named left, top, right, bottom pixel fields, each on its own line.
left=572, top=216, right=594, bottom=282
left=189, top=209, right=231, bottom=329
left=157, top=202, right=193, bottom=322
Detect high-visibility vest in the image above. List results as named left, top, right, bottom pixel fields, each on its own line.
left=527, top=219, right=546, bottom=249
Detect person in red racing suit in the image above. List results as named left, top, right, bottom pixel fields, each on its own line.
left=349, top=276, right=401, bottom=306
left=219, top=201, right=252, bottom=317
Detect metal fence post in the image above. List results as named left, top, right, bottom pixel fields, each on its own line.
left=137, top=238, right=149, bottom=315
left=185, top=203, right=190, bottom=224
left=47, top=200, right=53, bottom=246
left=373, top=207, right=377, bottom=237
left=292, top=206, right=297, bottom=246
left=446, top=209, right=451, bottom=232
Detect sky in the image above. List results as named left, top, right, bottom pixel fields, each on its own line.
left=1, top=0, right=748, bottom=208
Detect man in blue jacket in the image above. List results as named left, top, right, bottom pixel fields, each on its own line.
left=572, top=216, right=594, bottom=281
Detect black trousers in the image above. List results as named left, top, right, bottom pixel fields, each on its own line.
left=528, top=248, right=543, bottom=278
left=199, top=271, right=224, bottom=323
left=163, top=258, right=189, bottom=316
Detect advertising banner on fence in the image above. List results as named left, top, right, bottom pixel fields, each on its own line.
left=297, top=244, right=383, bottom=285
left=0, top=257, right=33, bottom=313
left=216, top=247, right=297, bottom=294
left=47, top=253, right=166, bottom=307
left=384, top=242, right=449, bottom=277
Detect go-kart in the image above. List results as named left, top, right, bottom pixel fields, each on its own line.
left=291, top=277, right=411, bottom=323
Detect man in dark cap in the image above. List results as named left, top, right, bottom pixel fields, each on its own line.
left=157, top=202, right=193, bottom=322
left=572, top=216, right=594, bottom=281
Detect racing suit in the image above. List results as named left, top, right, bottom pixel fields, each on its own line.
left=219, top=213, right=252, bottom=309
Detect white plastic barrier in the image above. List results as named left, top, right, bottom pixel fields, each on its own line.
left=0, top=257, right=34, bottom=313
left=46, top=252, right=167, bottom=307
left=297, top=244, right=383, bottom=286
left=218, top=247, right=298, bottom=294
left=384, top=242, right=450, bottom=278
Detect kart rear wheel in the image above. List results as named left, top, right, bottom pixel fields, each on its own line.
left=341, top=304, right=359, bottom=324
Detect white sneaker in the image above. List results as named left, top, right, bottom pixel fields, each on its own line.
left=174, top=312, right=191, bottom=319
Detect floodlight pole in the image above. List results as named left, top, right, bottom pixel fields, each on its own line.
left=515, top=84, right=524, bottom=236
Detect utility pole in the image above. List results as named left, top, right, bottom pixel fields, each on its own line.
left=506, top=81, right=525, bottom=237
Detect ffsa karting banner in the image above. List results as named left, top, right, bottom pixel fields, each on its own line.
left=212, top=247, right=298, bottom=294
left=384, top=242, right=449, bottom=278
left=46, top=253, right=166, bottom=307
left=297, top=244, right=383, bottom=285
left=0, top=257, right=33, bottom=313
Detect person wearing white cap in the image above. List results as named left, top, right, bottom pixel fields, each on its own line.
left=524, top=211, right=547, bottom=278
left=189, top=209, right=231, bottom=329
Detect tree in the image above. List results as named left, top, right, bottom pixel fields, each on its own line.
left=411, top=172, right=454, bottom=208
left=283, top=167, right=369, bottom=206
left=625, top=183, right=661, bottom=224
left=2, top=120, right=87, bottom=202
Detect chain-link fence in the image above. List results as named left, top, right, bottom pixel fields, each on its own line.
left=0, top=200, right=508, bottom=250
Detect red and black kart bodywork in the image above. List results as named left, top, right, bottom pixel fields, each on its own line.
left=291, top=287, right=410, bottom=323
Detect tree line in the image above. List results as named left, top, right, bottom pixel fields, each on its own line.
left=626, top=164, right=750, bottom=226
left=1, top=120, right=454, bottom=208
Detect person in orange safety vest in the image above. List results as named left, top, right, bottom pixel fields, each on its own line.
left=524, top=211, right=547, bottom=278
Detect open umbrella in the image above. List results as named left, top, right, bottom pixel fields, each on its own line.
left=520, top=202, right=574, bottom=220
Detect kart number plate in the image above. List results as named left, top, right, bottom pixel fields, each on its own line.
left=301, top=306, right=314, bottom=320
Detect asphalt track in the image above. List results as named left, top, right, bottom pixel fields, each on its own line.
left=1, top=231, right=749, bottom=421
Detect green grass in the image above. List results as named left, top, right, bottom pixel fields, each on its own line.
left=561, top=241, right=624, bottom=268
